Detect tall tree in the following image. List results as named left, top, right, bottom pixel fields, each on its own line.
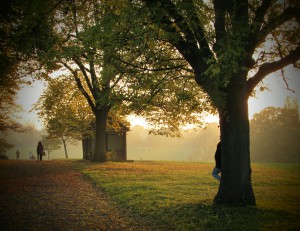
left=18, top=0, right=129, bottom=162
left=41, top=135, right=61, bottom=160
left=34, top=74, right=94, bottom=159
left=0, top=0, right=61, bottom=154
left=23, top=0, right=210, bottom=162
left=139, top=0, right=300, bottom=205
left=0, top=0, right=29, bottom=152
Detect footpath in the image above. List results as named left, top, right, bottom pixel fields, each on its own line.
left=0, top=160, right=150, bottom=231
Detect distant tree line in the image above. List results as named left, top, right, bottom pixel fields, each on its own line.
left=250, top=98, right=300, bottom=162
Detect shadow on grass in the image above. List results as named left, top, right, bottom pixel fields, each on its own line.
left=148, top=202, right=298, bottom=231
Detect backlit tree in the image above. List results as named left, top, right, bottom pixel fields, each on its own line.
left=138, top=0, right=300, bottom=205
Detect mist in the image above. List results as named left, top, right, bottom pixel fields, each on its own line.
left=5, top=113, right=300, bottom=163
left=5, top=125, right=82, bottom=160
left=5, top=123, right=220, bottom=162
left=127, top=124, right=219, bottom=161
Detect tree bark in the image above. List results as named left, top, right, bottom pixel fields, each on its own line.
left=93, top=108, right=109, bottom=162
left=213, top=80, right=256, bottom=205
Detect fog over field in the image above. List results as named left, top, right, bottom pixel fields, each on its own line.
left=5, top=110, right=300, bottom=163
left=127, top=124, right=219, bottom=161
left=6, top=123, right=220, bottom=162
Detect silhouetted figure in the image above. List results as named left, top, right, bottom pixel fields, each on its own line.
left=16, top=149, right=20, bottom=159
left=212, top=141, right=221, bottom=181
left=37, top=141, right=44, bottom=161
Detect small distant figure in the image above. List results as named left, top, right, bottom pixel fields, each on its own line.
left=16, top=149, right=20, bottom=159
left=37, top=141, right=44, bottom=161
left=29, top=152, right=35, bottom=160
left=212, top=141, right=221, bottom=181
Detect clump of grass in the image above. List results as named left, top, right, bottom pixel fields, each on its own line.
left=82, top=161, right=300, bottom=231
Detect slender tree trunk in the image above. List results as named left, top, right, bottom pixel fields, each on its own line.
left=62, top=138, right=68, bottom=159
left=214, top=81, right=256, bottom=205
left=82, top=139, right=88, bottom=160
left=93, top=108, right=109, bottom=162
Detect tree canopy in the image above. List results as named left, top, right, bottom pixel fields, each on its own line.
left=18, top=0, right=213, bottom=162
left=34, top=75, right=94, bottom=141
left=137, top=0, right=299, bottom=205
left=0, top=0, right=49, bottom=153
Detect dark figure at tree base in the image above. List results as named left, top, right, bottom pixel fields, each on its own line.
left=37, top=141, right=44, bottom=161
left=212, top=141, right=221, bottom=181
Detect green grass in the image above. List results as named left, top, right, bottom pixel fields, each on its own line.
left=82, top=161, right=300, bottom=231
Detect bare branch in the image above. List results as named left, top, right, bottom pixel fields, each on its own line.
left=72, top=57, right=94, bottom=95
left=247, top=45, right=300, bottom=95
left=279, top=69, right=295, bottom=93
left=213, top=0, right=226, bottom=49
left=250, top=0, right=273, bottom=35
left=256, top=6, right=298, bottom=46
left=62, top=62, right=96, bottom=114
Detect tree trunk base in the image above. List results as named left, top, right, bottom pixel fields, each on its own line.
left=213, top=187, right=256, bottom=206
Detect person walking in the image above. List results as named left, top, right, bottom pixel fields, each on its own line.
left=16, top=149, right=20, bottom=159
left=212, top=141, right=221, bottom=181
left=36, top=141, right=44, bottom=161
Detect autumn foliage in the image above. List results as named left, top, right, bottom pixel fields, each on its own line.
left=0, top=160, right=150, bottom=230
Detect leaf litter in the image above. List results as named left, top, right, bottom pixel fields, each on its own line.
left=0, top=160, right=152, bottom=231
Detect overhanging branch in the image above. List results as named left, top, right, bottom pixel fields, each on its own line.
left=62, top=62, right=96, bottom=114
left=256, top=6, right=298, bottom=46
left=247, top=45, right=300, bottom=95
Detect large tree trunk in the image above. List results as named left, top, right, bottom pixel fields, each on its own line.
left=213, top=81, right=256, bottom=205
left=93, top=108, right=109, bottom=162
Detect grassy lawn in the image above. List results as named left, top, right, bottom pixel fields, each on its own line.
left=82, top=161, right=300, bottom=231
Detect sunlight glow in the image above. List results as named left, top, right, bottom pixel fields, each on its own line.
left=16, top=66, right=299, bottom=131
left=204, top=115, right=219, bottom=123
left=127, top=115, right=149, bottom=128
left=127, top=113, right=219, bottom=130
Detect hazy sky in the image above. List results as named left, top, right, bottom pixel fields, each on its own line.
left=248, top=66, right=300, bottom=118
left=10, top=65, right=300, bottom=161
left=16, top=65, right=300, bottom=129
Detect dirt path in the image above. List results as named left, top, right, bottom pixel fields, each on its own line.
left=0, top=160, right=150, bottom=231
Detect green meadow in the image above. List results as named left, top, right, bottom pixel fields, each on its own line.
left=82, top=161, right=300, bottom=231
